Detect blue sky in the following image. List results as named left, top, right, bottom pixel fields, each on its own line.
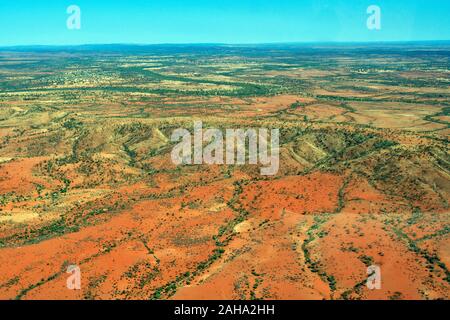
left=1, top=0, right=449, bottom=46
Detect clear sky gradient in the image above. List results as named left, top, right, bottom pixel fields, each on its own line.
left=1, top=0, right=449, bottom=46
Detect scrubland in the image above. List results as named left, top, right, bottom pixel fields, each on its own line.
left=0, top=44, right=448, bottom=300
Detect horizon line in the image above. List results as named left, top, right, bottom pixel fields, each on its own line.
left=2, top=39, right=450, bottom=49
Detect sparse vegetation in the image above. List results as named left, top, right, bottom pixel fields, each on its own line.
left=0, top=44, right=448, bottom=300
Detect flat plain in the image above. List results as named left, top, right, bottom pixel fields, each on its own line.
left=0, top=44, right=448, bottom=300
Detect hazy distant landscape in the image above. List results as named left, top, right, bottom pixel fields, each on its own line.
left=0, top=43, right=448, bottom=300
